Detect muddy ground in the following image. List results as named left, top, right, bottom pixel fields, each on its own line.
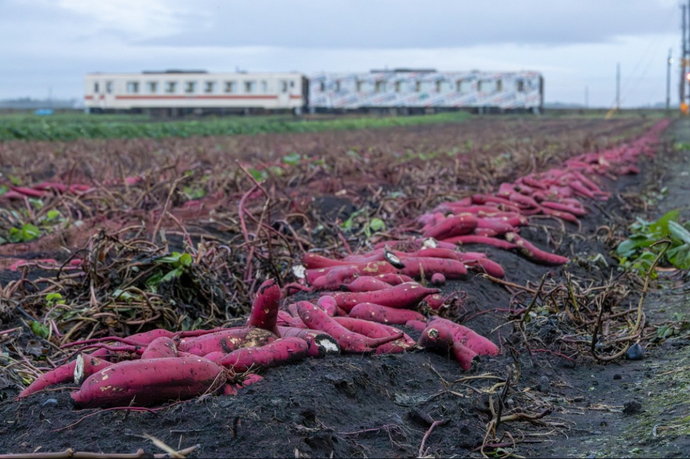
left=0, top=116, right=688, bottom=458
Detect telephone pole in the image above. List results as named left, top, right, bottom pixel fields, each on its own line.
left=616, top=63, right=620, bottom=109
left=666, top=49, right=673, bottom=112
left=681, top=4, right=686, bottom=107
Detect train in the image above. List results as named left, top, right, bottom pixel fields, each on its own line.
left=84, top=69, right=543, bottom=116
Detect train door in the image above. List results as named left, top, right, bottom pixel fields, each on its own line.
left=278, top=79, right=290, bottom=108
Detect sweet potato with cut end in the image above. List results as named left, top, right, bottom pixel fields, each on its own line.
left=324, top=282, right=439, bottom=311
left=277, top=326, right=340, bottom=357
left=140, top=337, right=178, bottom=359
left=297, top=302, right=403, bottom=353
left=178, top=327, right=277, bottom=356
left=71, top=356, right=226, bottom=408
left=504, top=232, right=569, bottom=266
left=74, top=353, right=113, bottom=385
left=218, top=337, right=309, bottom=372
left=349, top=302, right=426, bottom=324
left=246, top=279, right=281, bottom=334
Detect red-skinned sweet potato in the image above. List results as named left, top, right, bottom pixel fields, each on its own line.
left=324, top=282, right=440, bottom=311
left=277, top=326, right=340, bottom=357
left=348, top=302, right=426, bottom=324
left=178, top=327, right=277, bottom=356
left=342, top=276, right=392, bottom=292
left=246, top=279, right=281, bottom=334
left=504, top=232, right=569, bottom=266
left=71, top=356, right=226, bottom=408
left=140, top=337, right=178, bottom=359
left=217, top=337, right=309, bottom=372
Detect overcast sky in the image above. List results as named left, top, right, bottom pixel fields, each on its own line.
left=0, top=0, right=684, bottom=107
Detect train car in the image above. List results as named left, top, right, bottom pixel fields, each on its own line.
left=84, top=70, right=307, bottom=115
left=308, top=69, right=543, bottom=113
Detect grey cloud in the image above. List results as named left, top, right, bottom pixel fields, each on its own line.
left=138, top=0, right=679, bottom=49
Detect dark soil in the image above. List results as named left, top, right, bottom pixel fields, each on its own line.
left=1, top=116, right=688, bottom=458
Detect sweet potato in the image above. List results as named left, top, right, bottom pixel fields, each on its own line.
left=246, top=279, right=281, bottom=334
left=422, top=215, right=478, bottom=240
left=442, top=235, right=518, bottom=251
left=73, top=353, right=113, bottom=385
left=348, top=302, right=426, bottom=324
left=309, top=266, right=360, bottom=289
left=316, top=295, right=339, bottom=316
left=71, top=356, right=226, bottom=408
left=342, top=276, right=392, bottom=292
left=277, top=310, right=307, bottom=328
left=405, top=319, right=428, bottom=332
left=332, top=317, right=415, bottom=354
left=217, top=337, right=309, bottom=372
left=372, top=273, right=414, bottom=285
left=504, top=232, right=569, bottom=266
left=178, top=327, right=277, bottom=356
left=400, top=257, right=467, bottom=279
left=426, top=317, right=499, bottom=356
left=324, top=282, right=440, bottom=311
left=277, top=326, right=341, bottom=357
left=140, top=337, right=178, bottom=359
left=431, top=273, right=446, bottom=286
left=297, top=302, right=403, bottom=353
left=465, top=257, right=506, bottom=278
left=418, top=323, right=478, bottom=370
left=419, top=293, right=446, bottom=311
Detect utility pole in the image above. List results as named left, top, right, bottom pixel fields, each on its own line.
left=681, top=4, right=686, bottom=108
left=666, top=48, right=673, bottom=113
left=616, top=63, right=620, bottom=109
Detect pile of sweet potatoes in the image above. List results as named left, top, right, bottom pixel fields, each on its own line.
left=16, top=121, right=669, bottom=409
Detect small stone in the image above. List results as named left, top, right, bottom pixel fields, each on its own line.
left=623, top=400, right=642, bottom=415
left=625, top=343, right=644, bottom=361
left=41, top=398, right=58, bottom=408
left=613, top=374, right=622, bottom=380
left=537, top=376, right=550, bottom=392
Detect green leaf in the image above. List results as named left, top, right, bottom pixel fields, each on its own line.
left=669, top=221, right=690, bottom=245
left=0, top=185, right=8, bottom=196
left=178, top=253, right=193, bottom=267
left=667, top=244, right=690, bottom=270
left=369, top=218, right=386, bottom=232
left=282, top=153, right=301, bottom=166
left=29, top=321, right=50, bottom=339
left=46, top=209, right=62, bottom=221
left=248, top=168, right=268, bottom=182
left=21, top=224, right=40, bottom=241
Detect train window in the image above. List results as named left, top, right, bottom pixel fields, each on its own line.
left=106, top=81, right=113, bottom=94
left=245, top=81, right=255, bottom=93
left=356, top=80, right=362, bottom=92
left=204, top=81, right=215, bottom=93
left=456, top=80, right=462, bottom=93
left=280, top=81, right=288, bottom=93
left=415, top=81, right=421, bottom=92
left=126, top=82, right=139, bottom=94
left=225, top=81, right=236, bottom=93
left=319, top=81, right=326, bottom=92
left=290, top=81, right=295, bottom=88
left=185, top=81, right=196, bottom=93
left=478, top=80, right=492, bottom=92
left=94, top=82, right=99, bottom=93
left=516, top=80, right=524, bottom=92
left=496, top=80, right=503, bottom=92
left=147, top=82, right=158, bottom=94
left=335, top=80, right=341, bottom=92
left=165, top=81, right=176, bottom=93
left=394, top=81, right=401, bottom=93
left=435, top=81, right=443, bottom=93
left=260, top=81, right=267, bottom=93
left=375, top=81, right=385, bottom=93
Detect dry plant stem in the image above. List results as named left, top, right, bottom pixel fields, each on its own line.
left=482, top=275, right=538, bottom=294
left=151, top=176, right=185, bottom=244
left=591, top=241, right=668, bottom=361
left=418, top=419, right=444, bottom=457
left=0, top=449, right=145, bottom=459
left=518, top=274, right=547, bottom=326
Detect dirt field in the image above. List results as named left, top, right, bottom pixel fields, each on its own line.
left=1, top=114, right=688, bottom=458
